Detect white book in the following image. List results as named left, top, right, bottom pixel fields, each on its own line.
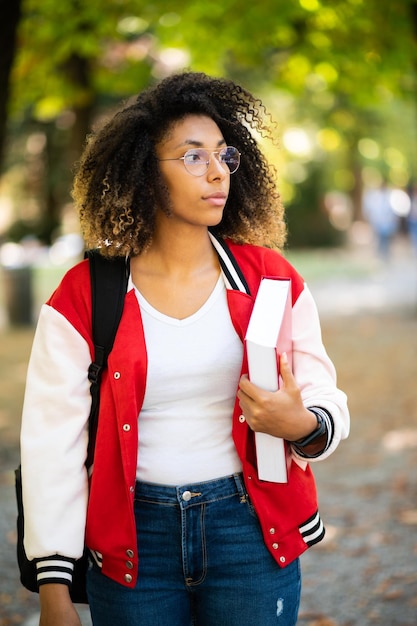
left=245, top=278, right=292, bottom=483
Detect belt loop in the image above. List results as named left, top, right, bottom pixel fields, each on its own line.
left=233, top=473, right=247, bottom=502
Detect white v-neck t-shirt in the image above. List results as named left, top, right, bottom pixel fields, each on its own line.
left=134, top=275, right=243, bottom=485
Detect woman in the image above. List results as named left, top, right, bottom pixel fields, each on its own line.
left=20, top=72, right=349, bottom=626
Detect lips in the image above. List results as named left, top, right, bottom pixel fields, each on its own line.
left=203, top=192, right=227, bottom=206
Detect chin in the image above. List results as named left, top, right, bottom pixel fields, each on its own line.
left=206, top=210, right=224, bottom=226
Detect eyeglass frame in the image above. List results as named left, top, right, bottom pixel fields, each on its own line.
left=158, top=146, right=241, bottom=176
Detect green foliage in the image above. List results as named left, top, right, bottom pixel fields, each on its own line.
left=12, top=0, right=147, bottom=117
left=3, top=0, right=417, bottom=247
left=285, top=162, right=345, bottom=249
left=5, top=214, right=60, bottom=244
left=12, top=0, right=417, bottom=118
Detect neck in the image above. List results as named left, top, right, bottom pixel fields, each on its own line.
left=139, top=225, right=218, bottom=278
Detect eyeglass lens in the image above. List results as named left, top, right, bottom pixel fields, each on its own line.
left=183, top=147, right=240, bottom=175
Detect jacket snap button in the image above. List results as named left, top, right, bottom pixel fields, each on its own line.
left=114, top=372, right=121, bottom=380
left=280, top=556, right=286, bottom=563
left=126, top=561, right=133, bottom=569
left=239, top=414, right=245, bottom=423
left=269, top=528, right=275, bottom=535
left=126, top=549, right=134, bottom=558
left=272, top=543, right=279, bottom=550
left=124, top=573, right=132, bottom=583
left=123, top=424, right=131, bottom=432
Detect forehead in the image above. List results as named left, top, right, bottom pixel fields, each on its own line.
left=162, top=115, right=225, bottom=148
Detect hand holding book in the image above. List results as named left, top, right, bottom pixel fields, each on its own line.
left=238, top=355, right=317, bottom=443
left=241, top=277, right=319, bottom=483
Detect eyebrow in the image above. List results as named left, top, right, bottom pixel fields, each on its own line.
left=176, top=138, right=227, bottom=149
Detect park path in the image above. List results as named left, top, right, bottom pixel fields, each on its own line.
left=310, top=252, right=417, bottom=318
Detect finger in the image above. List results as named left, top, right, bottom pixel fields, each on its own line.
left=279, top=352, right=296, bottom=388
left=239, top=373, right=250, bottom=388
left=238, top=374, right=260, bottom=398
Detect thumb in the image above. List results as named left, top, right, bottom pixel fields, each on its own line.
left=279, top=352, right=295, bottom=388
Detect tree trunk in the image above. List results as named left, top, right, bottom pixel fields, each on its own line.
left=0, top=0, right=22, bottom=171
left=40, top=54, right=95, bottom=244
left=65, top=53, right=95, bottom=165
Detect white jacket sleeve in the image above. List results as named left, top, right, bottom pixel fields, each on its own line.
left=291, top=284, right=350, bottom=461
left=20, top=304, right=92, bottom=563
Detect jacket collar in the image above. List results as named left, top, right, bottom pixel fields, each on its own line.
left=208, top=231, right=251, bottom=295
left=208, top=232, right=255, bottom=343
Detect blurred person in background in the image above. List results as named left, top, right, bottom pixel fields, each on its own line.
left=407, top=183, right=417, bottom=256
left=363, top=181, right=399, bottom=261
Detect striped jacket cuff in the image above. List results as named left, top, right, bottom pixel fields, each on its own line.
left=36, top=556, right=76, bottom=587
left=299, top=511, right=325, bottom=546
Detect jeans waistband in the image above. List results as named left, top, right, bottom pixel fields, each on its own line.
left=135, top=473, right=247, bottom=506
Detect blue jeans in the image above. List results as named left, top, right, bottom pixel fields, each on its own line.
left=87, top=474, right=301, bottom=625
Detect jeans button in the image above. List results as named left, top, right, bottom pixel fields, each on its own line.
left=182, top=490, right=192, bottom=501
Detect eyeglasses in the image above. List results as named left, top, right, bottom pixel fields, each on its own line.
left=159, top=146, right=241, bottom=176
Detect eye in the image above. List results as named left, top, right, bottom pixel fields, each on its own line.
left=184, top=149, right=207, bottom=164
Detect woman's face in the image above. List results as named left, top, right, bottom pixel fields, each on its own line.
left=156, top=115, right=231, bottom=228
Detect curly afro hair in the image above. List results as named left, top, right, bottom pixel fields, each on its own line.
left=72, top=71, right=286, bottom=257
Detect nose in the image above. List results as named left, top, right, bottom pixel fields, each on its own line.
left=207, top=153, right=228, bottom=180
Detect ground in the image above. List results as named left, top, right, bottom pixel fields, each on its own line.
left=1, top=246, right=417, bottom=625
left=299, top=309, right=417, bottom=626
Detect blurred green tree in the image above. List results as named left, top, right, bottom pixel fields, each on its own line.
left=2, top=0, right=417, bottom=245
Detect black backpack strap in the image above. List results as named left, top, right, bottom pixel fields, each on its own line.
left=84, top=251, right=130, bottom=466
